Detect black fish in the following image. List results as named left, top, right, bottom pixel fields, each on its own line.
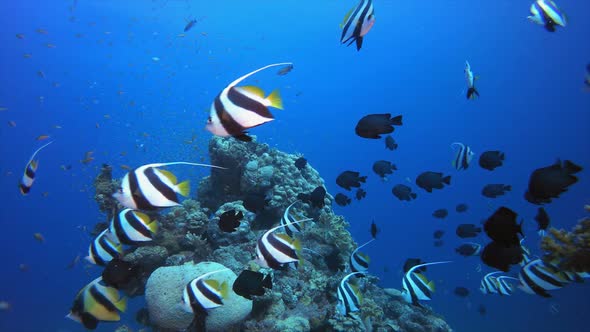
left=355, top=188, right=366, bottom=201
left=432, top=209, right=448, bottom=219
left=456, top=203, right=468, bottom=213
left=392, top=184, right=417, bottom=201
left=135, top=308, right=150, bottom=326
left=434, top=240, right=444, bottom=247
left=433, top=230, right=445, bottom=239
left=183, top=19, right=197, bottom=32
left=370, top=220, right=379, bottom=239
left=484, top=207, right=523, bottom=246
left=535, top=207, right=550, bottom=233
left=218, top=210, right=243, bottom=233
left=243, top=192, right=270, bottom=213
left=355, top=114, right=402, bottom=139
left=232, top=270, right=272, bottom=300
left=334, top=193, right=351, bottom=207
left=479, top=151, right=505, bottom=171
left=294, top=157, right=307, bottom=170
left=481, top=241, right=523, bottom=272
left=455, top=243, right=481, bottom=257
left=372, top=160, right=397, bottom=179
left=385, top=135, right=398, bottom=150
left=525, top=160, right=582, bottom=204
left=102, top=258, right=141, bottom=289
left=336, top=171, right=367, bottom=190
left=454, top=286, right=470, bottom=298
left=325, top=247, right=345, bottom=272
left=416, top=171, right=451, bottom=193
left=277, top=64, right=294, bottom=76
left=297, top=186, right=326, bottom=208
left=482, top=184, right=511, bottom=198
left=456, top=224, right=482, bottom=238
left=477, top=304, right=487, bottom=315
left=403, top=258, right=426, bottom=273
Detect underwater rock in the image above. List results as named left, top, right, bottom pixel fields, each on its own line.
left=206, top=201, right=254, bottom=247
left=123, top=246, right=168, bottom=273
left=145, top=261, right=252, bottom=331
left=93, top=163, right=119, bottom=216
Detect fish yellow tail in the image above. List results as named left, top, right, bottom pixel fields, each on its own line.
left=177, top=180, right=190, bottom=197
left=267, top=89, right=283, bottom=110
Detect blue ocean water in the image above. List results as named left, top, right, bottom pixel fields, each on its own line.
left=0, top=0, right=589, bottom=331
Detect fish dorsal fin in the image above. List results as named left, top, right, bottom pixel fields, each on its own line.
left=30, top=160, right=38, bottom=170
left=408, top=261, right=452, bottom=275
left=356, top=238, right=375, bottom=252
left=340, top=7, right=355, bottom=28
left=266, top=89, right=283, bottom=110
left=292, top=238, right=302, bottom=252
left=204, top=279, right=220, bottom=290
left=157, top=169, right=177, bottom=184
left=227, top=63, right=293, bottom=89
left=415, top=272, right=429, bottom=285
left=350, top=283, right=363, bottom=303
left=427, top=280, right=436, bottom=292
left=357, top=252, right=370, bottom=263
left=26, top=141, right=54, bottom=167
left=142, top=162, right=227, bottom=170
left=219, top=281, right=229, bottom=298
left=275, top=233, right=294, bottom=245
left=113, top=296, right=127, bottom=312
left=238, top=85, right=265, bottom=98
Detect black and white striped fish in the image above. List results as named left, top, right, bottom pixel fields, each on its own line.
left=206, top=63, right=292, bottom=142
left=19, top=141, right=53, bottom=195
left=464, top=61, right=480, bottom=100
left=181, top=269, right=229, bottom=315
left=402, top=261, right=451, bottom=304
left=518, top=259, right=567, bottom=297
left=340, top=0, right=375, bottom=51
left=336, top=272, right=363, bottom=316
left=280, top=201, right=314, bottom=237
left=67, top=277, right=127, bottom=329
left=255, top=220, right=303, bottom=270
left=527, top=0, right=567, bottom=32
left=349, top=239, right=374, bottom=274
left=496, top=276, right=519, bottom=296
left=113, top=162, right=224, bottom=210
left=108, top=208, right=157, bottom=245
left=480, top=271, right=502, bottom=294
left=451, top=142, right=474, bottom=171
left=86, top=229, right=122, bottom=266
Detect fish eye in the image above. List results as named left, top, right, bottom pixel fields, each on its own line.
left=207, top=117, right=212, bottom=123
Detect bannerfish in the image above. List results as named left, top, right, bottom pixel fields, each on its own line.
left=336, top=171, right=367, bottom=190
left=416, top=171, right=451, bottom=193
left=524, top=159, right=582, bottom=205
left=181, top=269, right=230, bottom=315
left=232, top=270, right=272, bottom=300
left=535, top=207, right=550, bottom=236
left=384, top=135, right=398, bottom=150
left=527, top=0, right=567, bottom=32
left=482, top=184, right=512, bottom=198
left=67, top=277, right=127, bottom=330
left=350, top=239, right=374, bottom=274
left=484, top=207, right=523, bottom=246
left=372, top=160, right=396, bottom=180
left=479, top=150, right=505, bottom=171
left=432, top=209, right=448, bottom=219
left=218, top=209, right=244, bottom=233
left=109, top=209, right=157, bottom=244
left=336, top=272, right=363, bottom=316
left=401, top=261, right=452, bottom=305
left=455, top=242, right=482, bottom=257
left=19, top=141, right=53, bottom=195
left=340, top=0, right=375, bottom=51
left=456, top=224, right=482, bottom=238
left=481, top=241, right=523, bottom=272
left=479, top=271, right=502, bottom=294
left=297, top=186, right=327, bottom=209
left=355, top=114, right=402, bottom=139
left=294, top=157, right=307, bottom=170
left=206, top=62, right=292, bottom=142
left=280, top=201, right=312, bottom=237
left=255, top=221, right=303, bottom=270
left=518, top=259, right=567, bottom=297
left=334, top=193, right=352, bottom=207
left=450, top=142, right=474, bottom=170
left=496, top=276, right=519, bottom=296
left=355, top=188, right=366, bottom=201
left=456, top=203, right=468, bottom=213
left=113, top=162, right=224, bottom=210
left=86, top=229, right=122, bottom=266
left=464, top=61, right=479, bottom=99
left=392, top=184, right=417, bottom=201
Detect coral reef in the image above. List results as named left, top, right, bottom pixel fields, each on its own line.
left=541, top=205, right=590, bottom=272
left=93, top=163, right=120, bottom=216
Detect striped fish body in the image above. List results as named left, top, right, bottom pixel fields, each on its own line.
left=182, top=271, right=228, bottom=314
left=336, top=272, right=363, bottom=315
left=349, top=239, right=374, bottom=274
left=109, top=209, right=157, bottom=245
left=280, top=201, right=304, bottom=237
left=528, top=0, right=567, bottom=32
left=256, top=231, right=300, bottom=269
left=68, top=277, right=127, bottom=324
left=480, top=271, right=502, bottom=294
left=464, top=61, right=479, bottom=99
left=19, top=160, right=38, bottom=194
left=86, top=230, right=122, bottom=266
left=451, top=143, right=474, bottom=170
left=340, top=0, right=375, bottom=51
left=496, top=277, right=516, bottom=296
left=518, top=259, right=566, bottom=297
left=403, top=272, right=434, bottom=303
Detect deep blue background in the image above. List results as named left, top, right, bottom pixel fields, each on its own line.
left=1, top=1, right=589, bottom=331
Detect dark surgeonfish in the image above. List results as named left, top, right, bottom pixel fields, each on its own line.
left=355, top=114, right=402, bottom=139
left=19, top=141, right=53, bottom=195
left=334, top=193, right=352, bottom=206
left=416, top=171, right=451, bottom=193
left=218, top=209, right=244, bottom=233
left=464, top=61, right=479, bottom=99
left=372, top=160, right=397, bottom=180
left=183, top=18, right=197, bottom=32
left=450, top=142, right=474, bottom=170
left=455, top=242, right=482, bottom=257
left=401, top=261, right=452, bottom=305
left=518, top=259, right=567, bottom=297
left=456, top=224, right=482, bottom=238
left=432, top=209, right=448, bottom=219
left=181, top=269, right=229, bottom=315
left=456, top=203, right=468, bottom=213
left=340, top=0, right=375, bottom=51
left=67, top=277, right=127, bottom=330
left=336, top=272, right=363, bottom=316
left=294, top=157, right=307, bottom=170
left=355, top=188, right=366, bottom=200
left=479, top=151, right=505, bottom=171
left=102, top=258, right=141, bottom=289
left=297, top=186, right=327, bottom=208
left=86, top=229, right=122, bottom=266
left=232, top=270, right=272, bottom=300
left=527, top=0, right=567, bottom=32
left=535, top=207, right=550, bottom=236
left=385, top=135, right=398, bottom=150
left=524, top=159, right=582, bottom=205
left=350, top=239, right=374, bottom=274
left=392, top=184, right=417, bottom=201
left=255, top=221, right=302, bottom=269
left=482, top=184, right=512, bottom=198
left=277, top=63, right=294, bottom=76
left=370, top=220, right=379, bottom=239
left=205, top=62, right=292, bottom=141
left=481, top=241, right=523, bottom=272
left=109, top=209, right=157, bottom=244
left=243, top=192, right=270, bottom=213
left=454, top=286, right=470, bottom=298
left=484, top=207, right=523, bottom=246
left=113, top=162, right=224, bottom=210
left=433, top=230, right=444, bottom=239
left=336, top=171, right=367, bottom=190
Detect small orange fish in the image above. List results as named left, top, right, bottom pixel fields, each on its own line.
left=18, top=264, right=29, bottom=272
left=41, top=192, right=49, bottom=197
left=201, top=32, right=208, bottom=36
left=120, top=165, right=132, bottom=170
left=37, top=71, right=45, bottom=78
left=33, top=233, right=45, bottom=243
left=0, top=301, right=11, bottom=311
left=36, top=135, right=50, bottom=141
left=16, top=33, right=25, bottom=39
left=95, top=123, right=100, bottom=128
left=120, top=151, right=127, bottom=156
left=23, top=53, right=32, bottom=59
left=53, top=125, right=62, bottom=129
left=8, top=121, right=16, bottom=127
left=36, top=28, right=48, bottom=34
left=0, top=107, right=8, bottom=111
left=103, top=114, right=111, bottom=119
left=142, top=132, right=149, bottom=137
left=46, top=43, right=56, bottom=49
